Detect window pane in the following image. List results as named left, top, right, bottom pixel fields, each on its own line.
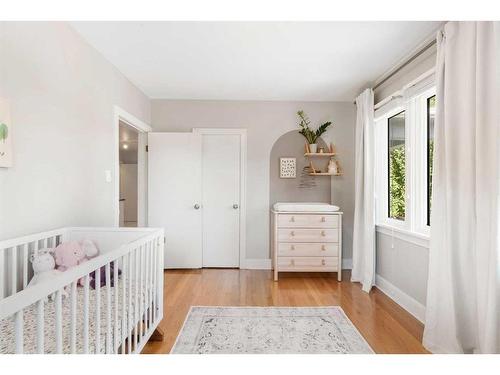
left=427, top=96, right=435, bottom=225
left=388, top=111, right=406, bottom=220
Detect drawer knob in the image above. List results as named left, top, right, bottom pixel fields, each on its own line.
left=291, top=245, right=295, bottom=250
left=321, top=245, right=326, bottom=251
left=321, top=217, right=326, bottom=222
left=322, top=259, right=326, bottom=266
left=291, top=259, right=295, bottom=266
left=321, top=231, right=326, bottom=236
left=291, top=231, right=295, bottom=237
left=290, top=216, right=295, bottom=222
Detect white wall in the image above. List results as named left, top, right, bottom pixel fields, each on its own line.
left=151, top=100, right=356, bottom=262
left=0, top=22, right=151, bottom=240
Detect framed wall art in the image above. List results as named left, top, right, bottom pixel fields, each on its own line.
left=280, top=157, right=296, bottom=178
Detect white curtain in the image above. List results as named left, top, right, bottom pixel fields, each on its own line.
left=423, top=22, right=500, bottom=354
left=351, top=88, right=375, bottom=293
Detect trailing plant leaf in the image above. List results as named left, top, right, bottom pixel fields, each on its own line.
left=0, top=123, right=8, bottom=143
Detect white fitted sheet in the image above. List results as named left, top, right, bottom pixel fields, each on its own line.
left=273, top=202, right=339, bottom=212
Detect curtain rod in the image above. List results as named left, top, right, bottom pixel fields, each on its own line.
left=373, top=38, right=437, bottom=91
left=353, top=37, right=437, bottom=105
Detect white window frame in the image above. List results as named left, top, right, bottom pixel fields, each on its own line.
left=374, top=78, right=435, bottom=240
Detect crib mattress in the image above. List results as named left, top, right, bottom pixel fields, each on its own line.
left=273, top=202, right=340, bottom=212
left=0, top=278, right=153, bottom=354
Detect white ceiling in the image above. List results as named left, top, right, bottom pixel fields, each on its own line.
left=71, top=21, right=441, bottom=101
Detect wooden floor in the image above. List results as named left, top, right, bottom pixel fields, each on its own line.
left=142, top=269, right=428, bottom=354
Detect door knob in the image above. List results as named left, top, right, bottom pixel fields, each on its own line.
left=233, top=204, right=239, bottom=209
left=194, top=204, right=200, bottom=210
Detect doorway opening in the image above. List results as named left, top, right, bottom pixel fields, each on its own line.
left=119, top=122, right=139, bottom=227
left=113, top=106, right=152, bottom=227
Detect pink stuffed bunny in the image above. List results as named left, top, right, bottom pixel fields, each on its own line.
left=54, top=241, right=86, bottom=285
left=54, top=240, right=100, bottom=286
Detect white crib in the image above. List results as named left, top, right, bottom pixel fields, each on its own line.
left=0, top=227, right=164, bottom=354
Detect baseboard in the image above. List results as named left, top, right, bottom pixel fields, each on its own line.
left=242, top=258, right=352, bottom=271
left=242, top=258, right=272, bottom=270
left=375, top=274, right=426, bottom=323
left=342, top=258, right=352, bottom=269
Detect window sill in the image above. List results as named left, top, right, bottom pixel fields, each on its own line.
left=376, top=224, right=429, bottom=248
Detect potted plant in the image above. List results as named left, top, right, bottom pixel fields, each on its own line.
left=297, top=110, right=332, bottom=153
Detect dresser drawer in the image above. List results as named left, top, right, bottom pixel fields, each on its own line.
left=277, top=214, right=339, bottom=228
left=278, top=243, right=338, bottom=257
left=277, top=228, right=338, bottom=243
left=278, top=256, right=339, bottom=271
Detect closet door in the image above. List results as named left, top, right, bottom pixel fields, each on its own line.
left=201, top=134, right=241, bottom=267
left=148, top=132, right=202, bottom=268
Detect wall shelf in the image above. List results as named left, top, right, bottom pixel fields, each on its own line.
left=309, top=172, right=343, bottom=176
left=304, top=153, right=336, bottom=157
left=303, top=143, right=343, bottom=176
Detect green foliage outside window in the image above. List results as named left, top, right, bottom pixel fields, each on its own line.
left=389, top=144, right=406, bottom=220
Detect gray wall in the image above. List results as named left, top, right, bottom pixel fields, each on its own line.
left=151, top=100, right=356, bottom=262
left=376, top=233, right=429, bottom=305
left=0, top=22, right=151, bottom=240
left=270, top=131, right=331, bottom=205
left=373, top=43, right=435, bottom=306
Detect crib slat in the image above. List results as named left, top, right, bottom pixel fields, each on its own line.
left=22, top=244, right=29, bottom=289
left=127, top=252, right=133, bottom=354
left=106, top=263, right=112, bottom=353
left=144, top=243, right=149, bottom=333
left=121, top=255, right=127, bottom=354
left=147, top=242, right=153, bottom=329
left=95, top=269, right=101, bottom=354
left=148, top=241, right=153, bottom=330
left=14, top=310, right=23, bottom=354
left=151, top=242, right=155, bottom=324
left=0, top=249, right=5, bottom=300
left=36, top=300, right=44, bottom=354
left=114, top=259, right=119, bottom=353
left=153, top=240, right=158, bottom=323
left=83, top=274, right=90, bottom=354
left=55, top=289, right=63, bottom=353
left=10, top=247, right=17, bottom=296
left=139, top=245, right=144, bottom=340
left=70, top=281, right=77, bottom=354
left=33, top=239, right=39, bottom=256
left=134, top=248, right=139, bottom=352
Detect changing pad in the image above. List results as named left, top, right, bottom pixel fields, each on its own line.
left=273, top=202, right=339, bottom=212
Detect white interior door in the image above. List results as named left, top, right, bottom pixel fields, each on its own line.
left=148, top=132, right=202, bottom=268
left=201, top=134, right=241, bottom=267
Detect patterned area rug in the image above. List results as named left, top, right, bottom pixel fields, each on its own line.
left=171, top=306, right=374, bottom=354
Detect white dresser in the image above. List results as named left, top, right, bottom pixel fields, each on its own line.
left=271, top=203, right=342, bottom=281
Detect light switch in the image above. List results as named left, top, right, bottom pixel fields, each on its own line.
left=105, top=170, right=112, bottom=183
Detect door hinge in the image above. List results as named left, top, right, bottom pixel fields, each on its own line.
left=146, top=145, right=149, bottom=152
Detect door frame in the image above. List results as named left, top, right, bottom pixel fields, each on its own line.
left=193, top=128, right=247, bottom=268
left=113, top=105, right=152, bottom=227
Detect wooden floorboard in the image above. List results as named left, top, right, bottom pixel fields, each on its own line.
left=142, top=269, right=428, bottom=354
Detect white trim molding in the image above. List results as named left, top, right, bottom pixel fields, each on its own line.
left=192, top=128, right=247, bottom=270
left=242, top=258, right=272, bottom=270
left=375, top=274, right=426, bottom=323
left=376, top=224, right=429, bottom=248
